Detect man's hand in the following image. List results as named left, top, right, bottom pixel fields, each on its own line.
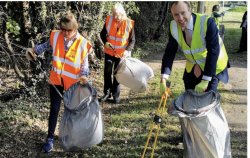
left=160, top=78, right=167, bottom=95
left=105, top=42, right=113, bottom=49
left=194, top=80, right=209, bottom=93
left=79, top=76, right=88, bottom=85
left=26, top=48, right=37, bottom=61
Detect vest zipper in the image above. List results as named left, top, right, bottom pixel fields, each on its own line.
left=190, top=50, right=198, bottom=65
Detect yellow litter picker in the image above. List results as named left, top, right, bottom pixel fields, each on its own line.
left=141, top=81, right=171, bottom=158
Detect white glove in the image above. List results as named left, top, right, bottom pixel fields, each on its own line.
left=124, top=50, right=131, bottom=58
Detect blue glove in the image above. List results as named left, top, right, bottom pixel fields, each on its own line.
left=194, top=80, right=209, bottom=93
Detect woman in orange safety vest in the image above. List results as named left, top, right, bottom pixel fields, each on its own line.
left=100, top=3, right=135, bottom=104
left=25, top=11, right=92, bottom=153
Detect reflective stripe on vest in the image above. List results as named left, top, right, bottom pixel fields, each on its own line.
left=52, top=56, right=81, bottom=68
left=51, top=67, right=80, bottom=79
left=170, top=14, right=228, bottom=74
left=52, top=32, right=60, bottom=52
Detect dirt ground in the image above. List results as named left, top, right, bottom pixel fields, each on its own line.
left=142, top=52, right=247, bottom=132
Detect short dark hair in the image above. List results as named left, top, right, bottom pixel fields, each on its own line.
left=212, top=5, right=220, bottom=12
left=169, top=1, right=192, bottom=11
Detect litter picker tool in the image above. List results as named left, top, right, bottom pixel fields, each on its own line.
left=141, top=81, right=171, bottom=158
left=28, top=50, right=63, bottom=98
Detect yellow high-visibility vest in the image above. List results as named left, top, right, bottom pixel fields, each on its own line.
left=170, top=13, right=228, bottom=75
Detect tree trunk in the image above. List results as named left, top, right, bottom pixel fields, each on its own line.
left=197, top=2, right=205, bottom=13
left=153, top=2, right=169, bottom=40
left=94, top=1, right=105, bottom=59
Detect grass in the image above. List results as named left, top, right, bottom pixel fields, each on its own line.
left=97, top=69, right=185, bottom=158
left=0, top=67, right=185, bottom=158
left=227, top=6, right=247, bottom=12
left=0, top=9, right=247, bottom=158
left=222, top=11, right=244, bottom=54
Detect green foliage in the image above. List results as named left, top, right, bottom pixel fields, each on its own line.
left=132, top=2, right=169, bottom=44
left=132, top=47, right=143, bottom=58
left=222, top=11, right=244, bottom=53
left=123, top=1, right=140, bottom=16
left=6, top=17, right=20, bottom=36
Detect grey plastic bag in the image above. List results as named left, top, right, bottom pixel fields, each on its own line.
left=59, top=82, right=104, bottom=151
left=168, top=90, right=231, bottom=158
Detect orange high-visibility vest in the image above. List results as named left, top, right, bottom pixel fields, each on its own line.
left=104, top=15, right=134, bottom=58
left=49, top=30, right=92, bottom=90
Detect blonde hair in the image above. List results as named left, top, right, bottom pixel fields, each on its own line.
left=112, top=3, right=127, bottom=20
left=60, top=11, right=78, bottom=30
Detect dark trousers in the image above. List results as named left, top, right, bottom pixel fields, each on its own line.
left=104, top=54, right=121, bottom=99
left=239, top=27, right=247, bottom=51
left=183, top=67, right=219, bottom=92
left=47, top=85, right=64, bottom=139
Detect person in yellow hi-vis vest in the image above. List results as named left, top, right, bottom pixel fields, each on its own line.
left=25, top=11, right=93, bottom=153
left=100, top=3, right=135, bottom=104
left=211, top=4, right=225, bottom=28
left=160, top=1, right=230, bottom=95
left=211, top=4, right=226, bottom=41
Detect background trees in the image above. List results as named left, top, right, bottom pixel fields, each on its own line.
left=0, top=2, right=167, bottom=98
left=0, top=1, right=218, bottom=100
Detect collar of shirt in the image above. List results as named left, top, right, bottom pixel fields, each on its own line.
left=182, top=15, right=193, bottom=31
left=64, top=31, right=80, bottom=50
left=64, top=31, right=80, bottom=41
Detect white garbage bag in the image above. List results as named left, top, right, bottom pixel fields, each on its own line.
left=114, top=57, right=154, bottom=93
left=168, top=90, right=231, bottom=158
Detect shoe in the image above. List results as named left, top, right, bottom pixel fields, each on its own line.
left=113, top=97, right=120, bottom=104
left=42, top=138, right=54, bottom=153
left=100, top=93, right=111, bottom=102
